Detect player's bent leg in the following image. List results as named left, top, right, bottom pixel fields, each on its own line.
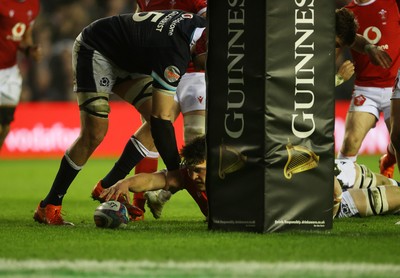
left=0, top=106, right=16, bottom=150
left=390, top=98, right=400, bottom=175
left=35, top=92, right=110, bottom=225
left=339, top=111, right=377, bottom=159
left=350, top=187, right=390, bottom=216
left=0, top=123, right=10, bottom=150
left=348, top=186, right=391, bottom=217
left=69, top=91, right=110, bottom=164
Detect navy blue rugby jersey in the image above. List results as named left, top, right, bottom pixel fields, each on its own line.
left=81, top=10, right=206, bottom=91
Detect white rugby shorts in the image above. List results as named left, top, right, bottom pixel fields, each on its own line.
left=174, top=72, right=206, bottom=114
left=0, top=65, right=22, bottom=106
left=348, top=85, right=392, bottom=121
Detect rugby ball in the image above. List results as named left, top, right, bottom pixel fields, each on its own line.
left=94, top=201, right=129, bottom=229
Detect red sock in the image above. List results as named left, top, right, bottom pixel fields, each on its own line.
left=133, top=153, right=159, bottom=210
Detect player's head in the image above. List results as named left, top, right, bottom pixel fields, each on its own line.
left=335, top=7, right=358, bottom=47
left=181, top=135, right=207, bottom=190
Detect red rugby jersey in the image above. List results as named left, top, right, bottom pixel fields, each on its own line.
left=346, top=0, right=400, bottom=87
left=137, top=0, right=207, bottom=16
left=0, top=0, right=40, bottom=69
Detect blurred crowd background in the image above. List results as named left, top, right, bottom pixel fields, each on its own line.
left=19, top=0, right=353, bottom=102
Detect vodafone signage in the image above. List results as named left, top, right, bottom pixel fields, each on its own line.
left=2, top=102, right=184, bottom=158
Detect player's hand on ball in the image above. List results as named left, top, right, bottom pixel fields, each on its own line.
left=99, top=181, right=131, bottom=204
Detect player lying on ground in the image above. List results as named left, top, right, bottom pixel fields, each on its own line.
left=100, top=136, right=400, bottom=220
left=100, top=135, right=208, bottom=218
left=333, top=158, right=400, bottom=218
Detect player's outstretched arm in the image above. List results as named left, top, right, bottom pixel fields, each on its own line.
left=99, top=171, right=168, bottom=202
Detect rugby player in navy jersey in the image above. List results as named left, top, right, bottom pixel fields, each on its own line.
left=33, top=10, right=206, bottom=225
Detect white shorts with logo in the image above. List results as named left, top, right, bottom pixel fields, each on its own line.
left=0, top=65, right=22, bottom=106
left=392, top=69, right=400, bottom=99
left=174, top=72, right=206, bottom=114
left=348, top=85, right=392, bottom=121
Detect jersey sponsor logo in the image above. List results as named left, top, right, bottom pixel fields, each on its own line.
left=353, top=94, right=366, bottom=106
left=363, top=26, right=382, bottom=45
left=164, top=66, right=181, bottom=83
left=99, top=77, right=110, bottom=87
left=182, top=13, right=193, bottom=19
left=6, top=22, right=27, bottom=42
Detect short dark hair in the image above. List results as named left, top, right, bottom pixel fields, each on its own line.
left=180, top=135, right=206, bottom=166
left=336, top=8, right=359, bottom=47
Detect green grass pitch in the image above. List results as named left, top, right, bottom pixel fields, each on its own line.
left=0, top=156, right=399, bottom=277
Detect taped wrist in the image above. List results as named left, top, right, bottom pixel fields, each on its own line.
left=150, top=116, right=181, bottom=170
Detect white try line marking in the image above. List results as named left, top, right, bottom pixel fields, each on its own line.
left=1, top=259, right=400, bottom=277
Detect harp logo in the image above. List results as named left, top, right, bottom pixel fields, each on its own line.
left=284, top=142, right=319, bottom=179
left=218, top=143, right=247, bottom=179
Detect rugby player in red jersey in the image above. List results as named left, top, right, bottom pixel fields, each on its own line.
left=100, top=135, right=208, bottom=219
left=33, top=10, right=206, bottom=225
left=338, top=0, right=400, bottom=179
left=0, top=0, right=40, bottom=150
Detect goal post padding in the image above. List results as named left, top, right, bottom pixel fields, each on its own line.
left=206, top=0, right=335, bottom=232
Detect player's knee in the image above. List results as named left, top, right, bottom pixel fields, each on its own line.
left=78, top=93, right=110, bottom=118
left=183, top=114, right=205, bottom=143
